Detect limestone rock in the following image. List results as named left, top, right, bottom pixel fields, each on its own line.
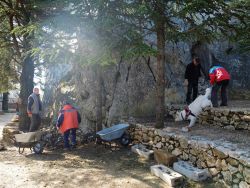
left=222, top=171, right=232, bottom=184
left=232, top=184, right=239, bottom=188
left=189, top=155, right=197, bottom=164
left=243, top=167, right=250, bottom=184
left=239, top=181, right=250, bottom=188
left=179, top=138, right=189, bottom=149
left=239, top=164, right=244, bottom=173
left=155, top=142, right=163, bottom=149
left=242, top=115, right=250, bottom=122
left=216, top=159, right=228, bottom=171
left=205, top=155, right=216, bottom=168
left=172, top=148, right=182, bottom=156
left=212, top=148, right=228, bottom=159
left=226, top=158, right=239, bottom=167
left=181, top=152, right=189, bottom=160
left=233, top=178, right=240, bottom=184
left=236, top=173, right=244, bottom=180
left=209, top=168, right=219, bottom=176
left=228, top=164, right=239, bottom=175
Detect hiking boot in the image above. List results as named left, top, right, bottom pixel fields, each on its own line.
left=212, top=104, right=218, bottom=108
left=220, top=103, right=227, bottom=107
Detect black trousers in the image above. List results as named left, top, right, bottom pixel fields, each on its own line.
left=186, top=81, right=198, bottom=104
left=29, top=114, right=41, bottom=132
left=211, top=80, right=229, bottom=107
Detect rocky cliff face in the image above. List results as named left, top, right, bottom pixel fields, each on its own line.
left=43, top=57, right=157, bottom=130
left=43, top=42, right=250, bottom=130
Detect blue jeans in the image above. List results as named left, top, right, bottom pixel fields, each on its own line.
left=63, top=128, right=77, bottom=148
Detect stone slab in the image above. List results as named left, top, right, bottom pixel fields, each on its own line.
left=173, top=161, right=209, bottom=181
left=150, top=164, right=183, bottom=187
left=131, top=144, right=154, bottom=159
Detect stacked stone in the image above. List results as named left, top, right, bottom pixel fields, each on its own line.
left=198, top=108, right=250, bottom=131
left=165, top=105, right=184, bottom=118
left=130, top=124, right=250, bottom=188
left=2, top=122, right=20, bottom=144
left=165, top=105, right=250, bottom=131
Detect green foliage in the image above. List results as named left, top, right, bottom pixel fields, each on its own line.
left=11, top=24, right=39, bottom=37
left=67, top=0, right=249, bottom=64
left=0, top=48, right=18, bottom=92
left=0, top=0, right=249, bottom=94
left=227, top=0, right=250, bottom=53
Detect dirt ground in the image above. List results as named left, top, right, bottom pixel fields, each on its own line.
left=0, top=142, right=224, bottom=188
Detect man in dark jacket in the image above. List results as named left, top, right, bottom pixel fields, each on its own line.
left=184, top=57, right=202, bottom=104
left=56, top=102, right=81, bottom=150
left=27, top=87, right=42, bottom=132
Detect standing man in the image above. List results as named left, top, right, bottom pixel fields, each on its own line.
left=56, top=101, right=81, bottom=150
left=184, top=56, right=202, bottom=104
left=27, top=87, right=42, bottom=132
left=209, top=65, right=230, bottom=107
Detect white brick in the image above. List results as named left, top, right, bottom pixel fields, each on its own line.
left=151, top=164, right=183, bottom=187
left=173, top=161, right=209, bottom=181
left=131, top=144, right=154, bottom=159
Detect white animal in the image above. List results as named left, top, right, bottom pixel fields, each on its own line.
left=175, top=88, right=213, bottom=132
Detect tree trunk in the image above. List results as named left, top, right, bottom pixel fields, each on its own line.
left=96, top=65, right=103, bottom=132
left=155, top=8, right=166, bottom=129
left=2, top=92, right=9, bottom=111
left=19, top=56, right=34, bottom=131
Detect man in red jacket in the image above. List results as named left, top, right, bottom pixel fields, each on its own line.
left=209, top=65, right=230, bottom=107
left=56, top=102, right=81, bottom=150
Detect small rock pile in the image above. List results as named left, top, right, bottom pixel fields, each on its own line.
left=129, top=124, right=250, bottom=187
left=2, top=122, right=20, bottom=144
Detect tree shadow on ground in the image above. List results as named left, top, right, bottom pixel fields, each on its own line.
left=25, top=150, right=65, bottom=161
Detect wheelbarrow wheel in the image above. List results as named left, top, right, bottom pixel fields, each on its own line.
left=33, top=142, right=44, bottom=154
left=119, top=133, right=130, bottom=146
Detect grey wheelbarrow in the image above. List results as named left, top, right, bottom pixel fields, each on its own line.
left=96, top=123, right=131, bottom=147
left=13, top=131, right=45, bottom=154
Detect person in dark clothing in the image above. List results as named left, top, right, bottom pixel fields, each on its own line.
left=184, top=57, right=202, bottom=104
left=56, top=102, right=81, bottom=150
left=27, top=88, right=42, bottom=132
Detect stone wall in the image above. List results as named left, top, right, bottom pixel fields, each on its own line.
left=198, top=108, right=250, bottom=131
left=166, top=105, right=250, bottom=131
left=2, top=122, right=20, bottom=144
left=130, top=124, right=250, bottom=187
